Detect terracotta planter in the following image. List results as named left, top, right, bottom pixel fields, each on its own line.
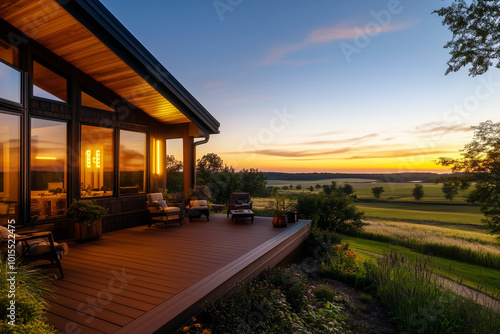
left=74, top=218, right=102, bottom=242
left=272, top=215, right=287, bottom=227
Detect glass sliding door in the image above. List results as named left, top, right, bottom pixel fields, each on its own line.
left=30, top=118, right=68, bottom=220
left=0, top=113, right=20, bottom=225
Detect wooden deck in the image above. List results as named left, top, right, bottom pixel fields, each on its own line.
left=45, top=214, right=311, bottom=333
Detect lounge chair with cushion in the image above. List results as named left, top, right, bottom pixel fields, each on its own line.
left=227, top=192, right=252, bottom=217
left=146, top=193, right=183, bottom=227
left=185, top=199, right=210, bottom=223
left=0, top=226, right=68, bottom=279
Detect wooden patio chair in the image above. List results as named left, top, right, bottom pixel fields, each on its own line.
left=185, top=199, right=210, bottom=223
left=0, top=227, right=67, bottom=279
left=227, top=192, right=253, bottom=217
left=146, top=193, right=183, bottom=227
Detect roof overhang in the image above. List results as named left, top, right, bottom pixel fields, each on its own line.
left=0, top=0, right=220, bottom=135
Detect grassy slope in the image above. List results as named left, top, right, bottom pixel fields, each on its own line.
left=345, top=236, right=500, bottom=298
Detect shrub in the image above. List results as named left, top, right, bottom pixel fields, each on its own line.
left=313, top=284, right=336, bottom=303
left=203, top=280, right=294, bottom=333
left=297, top=193, right=366, bottom=234
left=319, top=243, right=372, bottom=289
left=303, top=226, right=342, bottom=261
left=261, top=267, right=310, bottom=312
left=0, top=257, right=56, bottom=333
left=201, top=266, right=353, bottom=334
left=67, top=200, right=107, bottom=226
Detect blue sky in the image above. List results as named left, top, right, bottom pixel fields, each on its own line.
left=100, top=0, right=500, bottom=173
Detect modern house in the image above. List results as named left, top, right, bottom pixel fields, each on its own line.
left=0, top=0, right=220, bottom=238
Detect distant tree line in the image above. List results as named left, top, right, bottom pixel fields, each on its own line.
left=264, top=172, right=451, bottom=183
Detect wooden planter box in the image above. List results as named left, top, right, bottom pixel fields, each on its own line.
left=74, top=218, right=102, bottom=242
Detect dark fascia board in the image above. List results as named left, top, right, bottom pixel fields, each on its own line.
left=56, top=0, right=220, bottom=135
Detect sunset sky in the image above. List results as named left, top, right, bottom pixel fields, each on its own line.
left=100, top=0, right=500, bottom=174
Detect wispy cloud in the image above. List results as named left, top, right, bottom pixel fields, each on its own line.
left=301, top=134, right=379, bottom=146
left=204, top=81, right=226, bottom=88
left=261, top=21, right=415, bottom=66
left=345, top=148, right=457, bottom=160
left=219, top=97, right=251, bottom=105
left=414, top=122, right=472, bottom=134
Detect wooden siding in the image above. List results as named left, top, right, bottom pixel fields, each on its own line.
left=45, top=214, right=311, bottom=333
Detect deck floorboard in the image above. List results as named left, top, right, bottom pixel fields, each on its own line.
left=45, top=214, right=310, bottom=333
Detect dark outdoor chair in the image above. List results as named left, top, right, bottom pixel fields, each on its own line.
left=185, top=200, right=210, bottom=223
left=146, top=193, right=183, bottom=227
left=227, top=192, right=253, bottom=217
left=0, top=227, right=67, bottom=279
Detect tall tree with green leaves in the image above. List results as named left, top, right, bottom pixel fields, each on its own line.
left=165, top=155, right=183, bottom=193
left=437, top=120, right=500, bottom=233
left=434, top=0, right=500, bottom=76
left=412, top=184, right=424, bottom=201
left=441, top=179, right=461, bottom=201
left=371, top=186, right=384, bottom=199
left=239, top=168, right=267, bottom=197
left=197, top=153, right=224, bottom=185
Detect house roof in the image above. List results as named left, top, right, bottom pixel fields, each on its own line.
left=0, top=0, right=220, bottom=135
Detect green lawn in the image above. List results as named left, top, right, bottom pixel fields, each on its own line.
left=345, top=236, right=500, bottom=298
left=358, top=202, right=483, bottom=226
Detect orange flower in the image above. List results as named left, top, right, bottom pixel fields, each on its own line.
left=192, top=316, right=197, bottom=322
left=202, top=330, right=212, bottom=334
left=195, top=323, right=202, bottom=328
left=181, top=326, right=190, bottom=332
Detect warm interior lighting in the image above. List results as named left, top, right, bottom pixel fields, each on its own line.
left=86, top=150, right=91, bottom=168
left=156, top=140, right=160, bottom=175
left=95, top=150, right=101, bottom=168
left=35, top=156, right=57, bottom=160
left=86, top=149, right=102, bottom=168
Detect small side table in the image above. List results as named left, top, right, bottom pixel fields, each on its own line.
left=211, top=204, right=225, bottom=213
left=230, top=209, right=254, bottom=224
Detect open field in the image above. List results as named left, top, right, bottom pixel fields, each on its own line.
left=358, top=202, right=483, bottom=226
left=267, top=179, right=472, bottom=202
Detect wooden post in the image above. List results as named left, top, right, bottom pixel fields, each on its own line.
left=183, top=129, right=194, bottom=201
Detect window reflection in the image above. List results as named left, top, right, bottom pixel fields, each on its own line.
left=33, top=61, right=67, bottom=103
left=30, top=119, right=67, bottom=220
left=81, top=91, right=114, bottom=112
left=120, top=130, right=146, bottom=194
left=0, top=62, right=21, bottom=104
left=0, top=113, right=20, bottom=225
left=81, top=125, right=114, bottom=197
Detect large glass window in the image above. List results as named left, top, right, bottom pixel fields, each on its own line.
left=0, top=38, right=21, bottom=104
left=0, top=113, right=20, bottom=225
left=0, top=62, right=21, bottom=104
left=119, top=130, right=146, bottom=194
left=81, top=91, right=114, bottom=112
left=30, top=119, right=67, bottom=220
left=81, top=125, right=114, bottom=197
left=33, top=61, right=67, bottom=103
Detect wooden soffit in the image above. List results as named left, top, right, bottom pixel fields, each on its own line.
left=0, top=0, right=192, bottom=124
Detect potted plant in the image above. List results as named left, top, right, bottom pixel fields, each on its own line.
left=67, top=199, right=107, bottom=241
left=267, top=196, right=289, bottom=227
